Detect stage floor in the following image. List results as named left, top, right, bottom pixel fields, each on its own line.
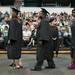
left=0, top=54, right=75, bottom=75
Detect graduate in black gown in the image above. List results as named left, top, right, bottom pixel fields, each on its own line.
left=7, top=7, right=23, bottom=69
left=31, top=8, right=55, bottom=71
left=68, top=8, right=75, bottom=69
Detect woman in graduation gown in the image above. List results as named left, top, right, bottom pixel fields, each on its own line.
left=7, top=7, right=23, bottom=69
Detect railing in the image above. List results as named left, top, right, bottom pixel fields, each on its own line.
left=0, top=47, right=70, bottom=54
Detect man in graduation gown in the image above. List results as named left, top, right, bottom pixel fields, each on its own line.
left=7, top=7, right=23, bottom=69
left=31, top=8, right=55, bottom=71
left=68, top=8, right=75, bottom=69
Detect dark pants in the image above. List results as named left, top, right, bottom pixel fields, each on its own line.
left=53, top=39, right=59, bottom=56
left=23, top=40, right=30, bottom=47
left=35, top=40, right=54, bottom=68
left=4, top=36, right=8, bottom=48
left=70, top=46, right=75, bottom=59
left=63, top=36, right=71, bottom=47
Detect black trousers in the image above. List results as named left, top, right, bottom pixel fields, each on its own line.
left=35, top=40, right=54, bottom=68
left=63, top=36, right=71, bottom=47
left=53, top=39, right=59, bottom=56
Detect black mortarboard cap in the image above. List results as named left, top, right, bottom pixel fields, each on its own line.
left=41, top=8, right=49, bottom=15
left=11, top=6, right=20, bottom=13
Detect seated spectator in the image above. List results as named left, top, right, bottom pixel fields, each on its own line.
left=0, top=29, right=4, bottom=48
left=3, top=26, right=9, bottom=48
left=22, top=22, right=32, bottom=47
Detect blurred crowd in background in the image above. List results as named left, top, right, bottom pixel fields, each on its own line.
left=0, top=10, right=72, bottom=49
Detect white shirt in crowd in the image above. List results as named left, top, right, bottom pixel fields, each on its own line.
left=23, top=30, right=32, bottom=41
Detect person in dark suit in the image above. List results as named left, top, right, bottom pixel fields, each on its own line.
left=68, top=8, right=75, bottom=69
left=49, top=17, right=59, bottom=57
left=7, top=7, right=23, bottom=69
left=31, top=8, right=55, bottom=71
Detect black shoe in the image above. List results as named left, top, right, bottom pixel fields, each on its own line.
left=9, top=63, right=16, bottom=67
left=31, top=67, right=42, bottom=71
left=45, top=65, right=55, bottom=69
left=19, top=65, right=23, bottom=68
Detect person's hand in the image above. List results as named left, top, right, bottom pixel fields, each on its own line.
left=8, top=40, right=10, bottom=44
left=8, top=39, right=16, bottom=45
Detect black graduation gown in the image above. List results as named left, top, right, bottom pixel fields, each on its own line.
left=36, top=18, right=52, bottom=41
left=7, top=18, right=22, bottom=59
left=70, top=20, right=75, bottom=51
left=35, top=18, right=54, bottom=62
